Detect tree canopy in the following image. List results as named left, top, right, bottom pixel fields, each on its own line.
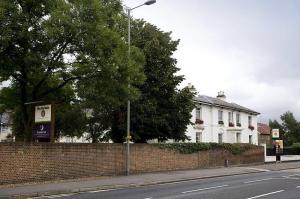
left=269, top=111, right=300, bottom=146
left=0, top=0, right=144, bottom=141
left=110, top=20, right=195, bottom=143
left=0, top=0, right=194, bottom=143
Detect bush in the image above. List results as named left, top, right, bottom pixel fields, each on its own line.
left=155, top=143, right=257, bottom=155
left=291, top=143, right=300, bottom=149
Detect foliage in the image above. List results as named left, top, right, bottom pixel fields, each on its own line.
left=55, top=103, right=86, bottom=139
left=156, top=143, right=257, bottom=155
left=0, top=0, right=144, bottom=141
left=291, top=142, right=300, bottom=149
left=110, top=20, right=195, bottom=143
left=269, top=111, right=300, bottom=146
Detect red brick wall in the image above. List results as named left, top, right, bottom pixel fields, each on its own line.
left=0, top=143, right=264, bottom=185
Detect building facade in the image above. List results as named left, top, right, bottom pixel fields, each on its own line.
left=257, top=123, right=271, bottom=146
left=186, top=91, right=260, bottom=144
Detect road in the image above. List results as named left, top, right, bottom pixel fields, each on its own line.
left=32, top=168, right=300, bottom=199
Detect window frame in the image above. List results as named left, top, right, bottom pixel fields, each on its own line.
left=218, top=110, right=223, bottom=122
left=218, top=133, right=223, bottom=143
left=248, top=116, right=252, bottom=126
left=196, top=107, right=202, bottom=120
left=236, top=113, right=240, bottom=126
left=196, top=132, right=202, bottom=143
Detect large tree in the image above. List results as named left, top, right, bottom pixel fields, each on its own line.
left=0, top=0, right=143, bottom=141
left=110, top=20, right=195, bottom=143
left=269, top=111, right=300, bottom=146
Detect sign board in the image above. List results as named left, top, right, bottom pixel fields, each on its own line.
left=273, top=139, right=284, bottom=149
left=272, top=129, right=280, bottom=139
left=32, top=123, right=51, bottom=139
left=35, top=104, right=51, bottom=123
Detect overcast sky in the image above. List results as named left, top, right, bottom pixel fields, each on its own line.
left=123, top=0, right=300, bottom=122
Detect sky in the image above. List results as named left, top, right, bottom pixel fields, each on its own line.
left=123, top=0, right=300, bottom=122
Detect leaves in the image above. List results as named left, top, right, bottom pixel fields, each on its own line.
left=269, top=111, right=300, bottom=146
left=110, top=20, right=195, bottom=143
left=0, top=0, right=144, bottom=141
left=156, top=143, right=257, bottom=155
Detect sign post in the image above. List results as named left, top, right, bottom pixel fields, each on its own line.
left=33, top=103, right=55, bottom=142
left=272, top=129, right=282, bottom=162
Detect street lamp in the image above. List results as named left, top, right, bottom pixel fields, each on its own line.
left=126, top=0, right=156, bottom=176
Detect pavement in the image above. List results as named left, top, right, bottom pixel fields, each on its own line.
left=1, top=156, right=300, bottom=199
left=265, top=155, right=300, bottom=163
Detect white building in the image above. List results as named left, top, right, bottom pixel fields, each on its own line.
left=186, top=91, right=260, bottom=144
left=0, top=112, right=13, bottom=142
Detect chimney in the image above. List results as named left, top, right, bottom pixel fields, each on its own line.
left=187, top=83, right=197, bottom=93
left=217, top=91, right=226, bottom=101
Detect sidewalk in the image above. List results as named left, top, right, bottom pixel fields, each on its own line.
left=265, top=155, right=300, bottom=163
left=1, top=161, right=300, bottom=199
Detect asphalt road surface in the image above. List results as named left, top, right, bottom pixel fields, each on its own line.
left=32, top=168, right=300, bottom=199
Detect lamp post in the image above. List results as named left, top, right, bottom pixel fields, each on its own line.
left=126, top=0, right=156, bottom=176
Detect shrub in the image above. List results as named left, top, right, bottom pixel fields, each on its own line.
left=291, top=143, right=300, bottom=149
left=155, top=143, right=256, bottom=155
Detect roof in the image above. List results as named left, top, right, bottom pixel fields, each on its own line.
left=193, top=95, right=260, bottom=115
left=257, top=123, right=271, bottom=135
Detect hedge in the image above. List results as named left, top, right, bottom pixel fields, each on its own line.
left=155, top=143, right=258, bottom=155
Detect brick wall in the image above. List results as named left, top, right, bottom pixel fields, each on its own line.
left=0, top=143, right=264, bottom=185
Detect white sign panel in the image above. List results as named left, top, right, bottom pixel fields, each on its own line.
left=272, top=129, right=280, bottom=138
left=35, top=104, right=52, bottom=123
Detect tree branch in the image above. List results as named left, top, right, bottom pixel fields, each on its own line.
left=32, top=35, right=75, bottom=99
left=38, top=76, right=81, bottom=98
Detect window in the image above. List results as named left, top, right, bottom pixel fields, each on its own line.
left=228, top=112, right=233, bottom=123
left=196, top=132, right=202, bottom=143
left=248, top=116, right=252, bottom=126
left=249, top=135, right=253, bottom=144
left=218, top=110, right=223, bottom=121
left=236, top=133, right=241, bottom=143
left=228, top=112, right=234, bottom=127
left=196, top=108, right=202, bottom=120
left=236, top=113, right=240, bottom=125
left=218, top=133, right=223, bottom=143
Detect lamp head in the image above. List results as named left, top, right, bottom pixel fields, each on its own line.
left=144, top=0, right=156, bottom=5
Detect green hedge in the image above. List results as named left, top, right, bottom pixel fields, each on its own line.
left=291, top=143, right=300, bottom=149
left=155, top=143, right=257, bottom=155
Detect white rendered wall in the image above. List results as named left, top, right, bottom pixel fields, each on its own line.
left=186, top=103, right=258, bottom=145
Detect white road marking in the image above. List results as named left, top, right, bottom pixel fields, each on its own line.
left=243, top=178, right=274, bottom=184
left=282, top=174, right=300, bottom=178
left=144, top=197, right=153, bottom=199
left=247, top=190, right=285, bottom=199
left=46, top=193, right=75, bottom=198
left=246, top=168, right=270, bottom=172
left=89, top=189, right=116, bottom=193
left=297, top=186, right=300, bottom=188
left=181, top=184, right=229, bottom=194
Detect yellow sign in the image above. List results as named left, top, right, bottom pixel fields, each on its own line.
left=273, top=139, right=283, bottom=149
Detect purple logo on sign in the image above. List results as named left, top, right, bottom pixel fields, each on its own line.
left=33, top=124, right=51, bottom=139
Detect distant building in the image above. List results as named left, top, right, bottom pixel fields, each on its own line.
left=0, top=112, right=13, bottom=142
left=257, top=123, right=271, bottom=146
left=186, top=91, right=260, bottom=144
